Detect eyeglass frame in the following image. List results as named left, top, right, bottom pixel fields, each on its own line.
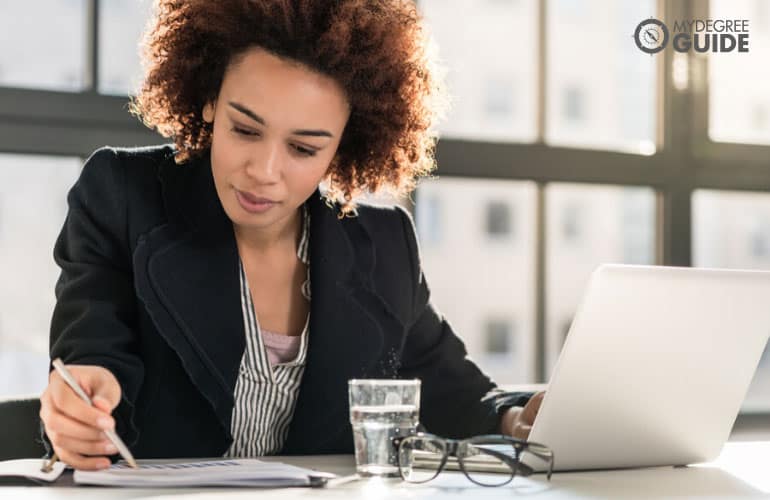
left=392, top=432, right=555, bottom=487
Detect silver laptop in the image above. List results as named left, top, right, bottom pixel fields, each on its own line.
left=524, top=264, right=770, bottom=472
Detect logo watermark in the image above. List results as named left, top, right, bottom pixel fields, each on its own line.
left=633, top=17, right=750, bottom=54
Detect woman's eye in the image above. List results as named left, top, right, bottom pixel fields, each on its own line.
left=293, top=145, right=317, bottom=157
left=231, top=126, right=259, bottom=137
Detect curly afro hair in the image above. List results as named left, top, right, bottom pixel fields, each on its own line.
left=130, top=0, right=447, bottom=214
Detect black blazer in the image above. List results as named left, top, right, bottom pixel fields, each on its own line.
left=47, top=144, right=530, bottom=458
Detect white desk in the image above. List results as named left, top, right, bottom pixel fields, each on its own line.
left=2, top=441, right=769, bottom=499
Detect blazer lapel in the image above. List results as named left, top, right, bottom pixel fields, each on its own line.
left=282, top=193, right=406, bottom=454
left=133, top=151, right=244, bottom=438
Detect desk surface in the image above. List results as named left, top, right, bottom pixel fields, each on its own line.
left=3, top=441, right=769, bottom=499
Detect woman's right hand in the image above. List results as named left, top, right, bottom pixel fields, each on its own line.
left=39, top=364, right=122, bottom=470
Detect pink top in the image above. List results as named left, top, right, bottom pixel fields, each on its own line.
left=261, top=329, right=302, bottom=366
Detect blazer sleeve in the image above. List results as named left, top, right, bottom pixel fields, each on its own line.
left=46, top=147, right=144, bottom=450
left=395, top=207, right=532, bottom=438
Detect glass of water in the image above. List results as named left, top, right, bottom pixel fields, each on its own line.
left=348, top=379, right=421, bottom=477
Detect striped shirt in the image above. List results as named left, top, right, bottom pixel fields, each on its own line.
left=225, top=205, right=311, bottom=457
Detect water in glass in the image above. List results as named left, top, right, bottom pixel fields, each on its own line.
left=350, top=404, right=419, bottom=476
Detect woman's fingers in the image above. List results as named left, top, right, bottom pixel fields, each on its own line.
left=53, top=446, right=111, bottom=471
left=520, top=391, right=546, bottom=426
left=50, top=433, right=116, bottom=457
left=511, top=421, right=532, bottom=440
left=503, top=392, right=547, bottom=439
left=40, top=407, right=105, bottom=442
left=47, top=373, right=115, bottom=430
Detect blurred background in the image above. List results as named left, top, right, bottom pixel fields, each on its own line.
left=0, top=0, right=768, bottom=426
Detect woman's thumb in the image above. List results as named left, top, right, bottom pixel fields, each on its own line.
left=92, top=395, right=116, bottom=413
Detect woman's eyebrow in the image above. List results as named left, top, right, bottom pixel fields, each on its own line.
left=229, top=101, right=265, bottom=125
left=228, top=101, right=334, bottom=138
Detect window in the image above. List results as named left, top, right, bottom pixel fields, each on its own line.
left=622, top=190, right=656, bottom=264
left=99, top=0, right=155, bottom=95
left=416, top=195, right=442, bottom=246
left=757, top=0, right=770, bottom=32
left=0, top=154, right=81, bottom=397
left=563, top=86, right=585, bottom=123
left=546, top=184, right=656, bottom=372
left=485, top=201, right=513, bottom=238
left=556, top=0, right=586, bottom=17
left=561, top=201, right=583, bottom=243
left=750, top=218, right=770, bottom=259
left=693, top=190, right=770, bottom=411
left=751, top=105, right=768, bottom=133
left=693, top=191, right=770, bottom=270
left=0, top=0, right=88, bottom=91
left=709, top=0, right=770, bottom=145
left=415, top=178, right=537, bottom=384
left=484, top=77, right=515, bottom=120
left=481, top=317, right=520, bottom=385
left=546, top=0, right=657, bottom=153
left=419, top=0, right=538, bottom=142
left=485, top=319, right=514, bottom=355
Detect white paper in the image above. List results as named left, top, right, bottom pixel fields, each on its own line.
left=73, top=459, right=334, bottom=487
left=0, top=458, right=67, bottom=482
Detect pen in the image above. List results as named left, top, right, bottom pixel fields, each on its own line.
left=42, top=358, right=137, bottom=471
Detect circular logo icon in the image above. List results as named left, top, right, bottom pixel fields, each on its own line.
left=634, top=18, right=669, bottom=54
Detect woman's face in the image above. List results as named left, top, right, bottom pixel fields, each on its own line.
left=203, top=47, right=350, bottom=235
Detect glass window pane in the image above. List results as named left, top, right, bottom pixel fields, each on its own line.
left=415, top=178, right=537, bottom=384
left=546, top=0, right=657, bottom=154
left=693, top=190, right=770, bottom=411
left=485, top=319, right=514, bottom=355
left=0, top=154, right=81, bottom=397
left=99, top=0, right=154, bottom=95
left=546, top=184, right=656, bottom=373
left=485, top=201, right=513, bottom=238
left=419, top=0, right=538, bottom=142
left=0, top=0, right=88, bottom=91
left=709, top=0, right=770, bottom=145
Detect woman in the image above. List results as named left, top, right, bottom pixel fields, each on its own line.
left=39, top=0, right=543, bottom=470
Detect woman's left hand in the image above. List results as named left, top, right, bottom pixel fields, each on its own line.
left=500, top=391, right=546, bottom=440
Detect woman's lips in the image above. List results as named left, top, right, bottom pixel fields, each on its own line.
left=235, top=190, right=279, bottom=214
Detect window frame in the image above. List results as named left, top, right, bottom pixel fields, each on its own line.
left=0, top=0, right=159, bottom=157
left=430, top=0, right=770, bottom=391
left=0, top=0, right=768, bottom=422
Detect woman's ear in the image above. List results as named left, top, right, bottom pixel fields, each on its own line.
left=202, top=101, right=216, bottom=123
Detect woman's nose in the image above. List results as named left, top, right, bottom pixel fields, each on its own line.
left=245, top=142, right=282, bottom=182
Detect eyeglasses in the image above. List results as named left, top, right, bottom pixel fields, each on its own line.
left=392, top=433, right=554, bottom=487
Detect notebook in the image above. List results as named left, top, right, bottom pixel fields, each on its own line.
left=0, top=458, right=335, bottom=487
left=0, top=459, right=67, bottom=485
